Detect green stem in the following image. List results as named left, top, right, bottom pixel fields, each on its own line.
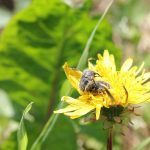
left=77, top=0, right=114, bottom=70
left=107, top=128, right=113, bottom=150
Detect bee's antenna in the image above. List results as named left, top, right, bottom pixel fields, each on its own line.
left=104, top=87, right=115, bottom=102
left=94, top=72, right=101, bottom=77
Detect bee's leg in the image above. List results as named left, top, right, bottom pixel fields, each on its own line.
left=97, top=87, right=102, bottom=94
left=99, top=81, right=111, bottom=89
left=84, top=80, right=93, bottom=91
left=97, top=84, right=105, bottom=94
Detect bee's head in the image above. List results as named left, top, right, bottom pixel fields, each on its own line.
left=83, top=70, right=100, bottom=79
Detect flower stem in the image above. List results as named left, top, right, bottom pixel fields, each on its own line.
left=107, top=128, right=113, bottom=150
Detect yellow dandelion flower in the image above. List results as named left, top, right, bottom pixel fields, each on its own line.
left=54, top=50, right=150, bottom=121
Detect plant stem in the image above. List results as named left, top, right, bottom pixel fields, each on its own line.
left=77, top=0, right=114, bottom=70
left=107, top=128, right=113, bottom=150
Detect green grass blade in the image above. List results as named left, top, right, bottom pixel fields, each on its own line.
left=132, top=137, right=150, bottom=150
left=17, top=102, right=33, bottom=150
left=77, top=0, right=114, bottom=70
left=30, top=1, right=113, bottom=149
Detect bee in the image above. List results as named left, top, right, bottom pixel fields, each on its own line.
left=79, top=70, right=110, bottom=94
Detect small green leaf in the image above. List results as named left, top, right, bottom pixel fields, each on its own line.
left=17, top=102, right=33, bottom=150
left=23, top=102, right=33, bottom=115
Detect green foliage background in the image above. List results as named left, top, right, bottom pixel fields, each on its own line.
left=0, top=0, right=121, bottom=149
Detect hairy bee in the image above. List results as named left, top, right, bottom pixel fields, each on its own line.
left=79, top=70, right=110, bottom=94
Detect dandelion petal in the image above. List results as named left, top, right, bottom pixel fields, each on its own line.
left=121, top=58, right=133, bottom=71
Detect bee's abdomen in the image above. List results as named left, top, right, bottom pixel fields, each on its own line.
left=79, top=77, right=96, bottom=92
left=95, top=81, right=111, bottom=93
left=95, top=81, right=110, bottom=89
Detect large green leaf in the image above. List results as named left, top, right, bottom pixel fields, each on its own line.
left=0, top=0, right=121, bottom=149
